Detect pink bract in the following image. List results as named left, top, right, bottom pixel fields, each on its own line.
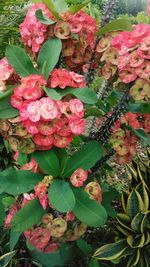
left=70, top=168, right=88, bottom=187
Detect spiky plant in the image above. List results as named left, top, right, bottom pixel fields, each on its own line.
left=93, top=152, right=150, bottom=267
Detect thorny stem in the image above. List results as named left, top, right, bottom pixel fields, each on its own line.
left=101, top=0, right=118, bottom=27
left=91, top=89, right=131, bottom=174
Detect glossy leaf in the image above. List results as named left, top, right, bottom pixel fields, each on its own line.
left=29, top=243, right=75, bottom=267
left=38, top=38, right=62, bottom=80
left=35, top=9, right=56, bottom=25
left=127, top=103, right=150, bottom=114
left=48, top=180, right=75, bottom=212
left=0, top=96, right=19, bottom=119
left=5, top=45, right=36, bottom=77
left=73, top=188, right=107, bottom=227
left=62, top=141, right=104, bottom=177
left=97, top=18, right=132, bottom=36
left=0, top=168, right=44, bottom=195
left=33, top=150, right=60, bottom=177
left=44, top=87, right=62, bottom=100
left=11, top=199, right=45, bottom=232
left=44, top=87, right=98, bottom=104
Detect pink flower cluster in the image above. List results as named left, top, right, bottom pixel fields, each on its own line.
left=11, top=74, right=86, bottom=150
left=110, top=113, right=142, bottom=163
left=69, top=10, right=97, bottom=50
left=4, top=204, right=19, bottom=228
left=49, top=68, right=86, bottom=89
left=111, top=24, right=150, bottom=83
left=70, top=168, right=88, bottom=187
left=20, top=3, right=55, bottom=53
left=0, top=57, right=14, bottom=92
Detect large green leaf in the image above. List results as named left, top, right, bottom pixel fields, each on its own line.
left=69, top=0, right=91, bottom=13
left=48, top=180, right=75, bottom=212
left=44, top=87, right=98, bottom=104
left=0, top=168, right=44, bottom=195
left=76, top=239, right=92, bottom=255
left=35, top=9, right=56, bottom=25
left=42, top=0, right=60, bottom=18
left=62, top=141, right=103, bottom=178
left=33, top=150, right=60, bottom=177
left=11, top=199, right=45, bottom=232
left=29, top=243, right=75, bottom=267
left=73, top=188, right=107, bottom=227
left=127, top=103, right=150, bottom=114
left=38, top=38, right=62, bottom=80
left=5, top=46, right=37, bottom=77
left=93, top=239, right=127, bottom=260
left=97, top=18, right=132, bottom=36
left=10, top=231, right=21, bottom=251
left=0, top=96, right=19, bottom=119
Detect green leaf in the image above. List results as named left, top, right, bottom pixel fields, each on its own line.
left=29, top=243, right=75, bottom=267
left=127, top=103, right=150, bottom=114
left=76, top=239, right=92, bottom=255
left=44, top=87, right=98, bottom=104
left=127, top=190, right=145, bottom=219
left=62, top=141, right=103, bottom=178
left=0, top=85, right=16, bottom=100
left=97, top=18, right=132, bottom=36
left=93, top=239, right=127, bottom=260
left=0, top=251, right=17, bottom=267
left=2, top=196, right=16, bottom=208
left=17, top=152, right=28, bottom=166
left=53, top=148, right=68, bottom=175
left=33, top=150, right=60, bottom=177
left=44, top=87, right=62, bottom=100
left=85, top=107, right=104, bottom=118
left=0, top=96, right=19, bottom=119
left=42, top=0, right=60, bottom=19
left=131, top=212, right=144, bottom=232
left=35, top=9, right=56, bottom=25
left=0, top=201, right=5, bottom=226
left=127, top=249, right=140, bottom=267
left=53, top=0, right=68, bottom=13
left=73, top=188, right=107, bottom=227
left=69, top=0, right=91, bottom=13
left=10, top=231, right=21, bottom=251
left=48, top=180, right=75, bottom=212
left=38, top=38, right=62, bottom=80
left=102, top=187, right=118, bottom=217
left=5, top=46, right=37, bottom=77
left=11, top=199, right=45, bottom=232
left=0, top=168, right=44, bottom=195
left=132, top=128, right=150, bottom=146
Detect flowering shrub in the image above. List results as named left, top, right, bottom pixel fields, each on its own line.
left=0, top=0, right=150, bottom=266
